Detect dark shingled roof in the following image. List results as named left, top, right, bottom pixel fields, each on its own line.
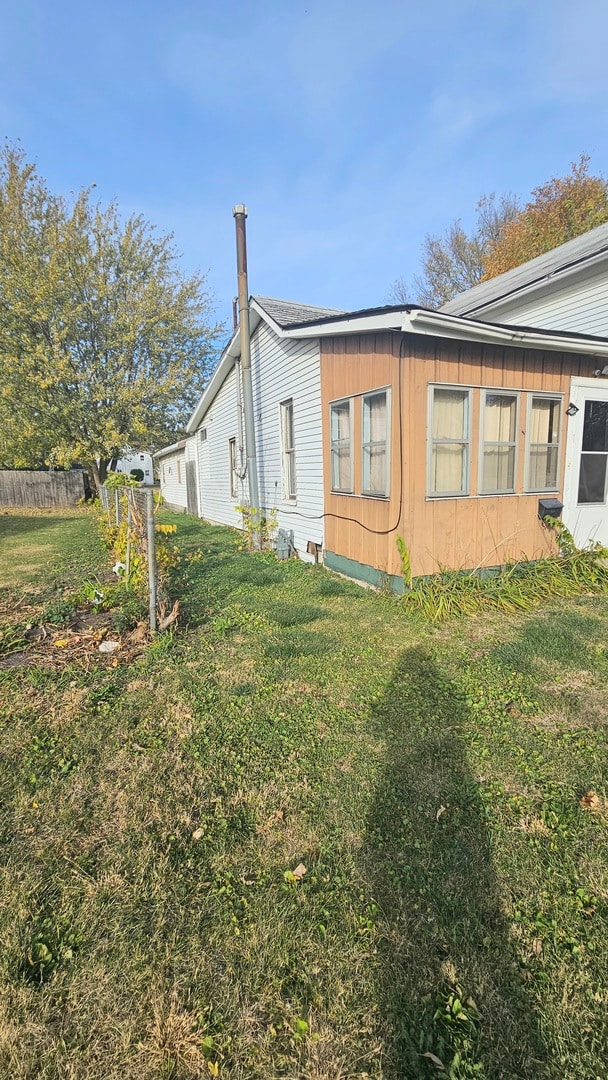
left=253, top=295, right=345, bottom=327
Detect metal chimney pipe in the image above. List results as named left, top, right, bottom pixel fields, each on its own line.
left=233, top=205, right=260, bottom=548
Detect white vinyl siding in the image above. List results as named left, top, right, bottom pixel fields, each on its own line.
left=480, top=392, right=518, bottom=494
left=193, top=322, right=324, bottom=558
left=525, top=396, right=562, bottom=492
left=158, top=449, right=187, bottom=510
left=251, top=322, right=323, bottom=558
left=428, top=386, right=471, bottom=496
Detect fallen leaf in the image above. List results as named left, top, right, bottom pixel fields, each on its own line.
left=192, top=828, right=204, bottom=841
left=531, top=938, right=543, bottom=955
left=292, top=862, right=307, bottom=881
left=421, top=1051, right=446, bottom=1070
left=53, top=638, right=70, bottom=648
left=436, top=805, right=446, bottom=821
left=581, top=790, right=602, bottom=811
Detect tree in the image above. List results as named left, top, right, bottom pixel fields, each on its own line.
left=390, top=193, right=520, bottom=308
left=0, top=146, right=222, bottom=490
left=482, top=155, right=608, bottom=279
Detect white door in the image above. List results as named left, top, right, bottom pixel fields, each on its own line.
left=563, top=377, right=608, bottom=548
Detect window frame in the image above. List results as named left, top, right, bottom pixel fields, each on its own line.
left=479, top=389, right=520, bottom=495
left=329, top=396, right=354, bottom=495
left=524, top=392, right=562, bottom=493
left=427, top=384, right=472, bottom=498
left=229, top=437, right=238, bottom=500
left=361, top=387, right=391, bottom=499
left=177, top=460, right=182, bottom=484
left=280, top=398, right=297, bottom=502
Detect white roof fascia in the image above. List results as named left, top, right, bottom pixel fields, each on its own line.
left=249, top=297, right=289, bottom=337
left=154, top=440, right=188, bottom=460
left=407, top=309, right=608, bottom=358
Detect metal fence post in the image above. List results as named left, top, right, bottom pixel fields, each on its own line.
left=126, top=496, right=132, bottom=581
left=114, top=489, right=120, bottom=526
left=146, top=489, right=157, bottom=632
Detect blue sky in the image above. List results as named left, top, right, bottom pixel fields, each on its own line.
left=1, top=0, right=607, bottom=332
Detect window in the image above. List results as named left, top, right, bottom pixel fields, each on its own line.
left=200, top=428, right=207, bottom=443
left=229, top=438, right=238, bottom=499
left=177, top=460, right=181, bottom=484
left=362, top=390, right=390, bottom=496
left=280, top=399, right=296, bottom=500
left=429, top=387, right=471, bottom=496
left=481, top=392, right=518, bottom=493
left=330, top=399, right=353, bottom=493
left=526, top=396, right=561, bottom=491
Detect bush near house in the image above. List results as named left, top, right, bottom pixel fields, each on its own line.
left=0, top=509, right=608, bottom=1078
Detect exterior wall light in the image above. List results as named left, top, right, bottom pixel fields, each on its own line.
left=566, top=402, right=579, bottom=417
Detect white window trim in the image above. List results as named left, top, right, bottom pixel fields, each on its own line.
left=524, top=392, right=563, bottom=493
left=329, top=396, right=354, bottom=495
left=427, top=384, right=472, bottom=498
left=479, top=389, right=520, bottom=496
left=361, top=387, right=391, bottom=499
left=280, top=399, right=297, bottom=502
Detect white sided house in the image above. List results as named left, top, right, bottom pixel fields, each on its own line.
left=441, top=222, right=608, bottom=335
left=186, top=296, right=343, bottom=560
left=155, top=438, right=198, bottom=514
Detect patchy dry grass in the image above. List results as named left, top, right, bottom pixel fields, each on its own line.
left=0, top=512, right=607, bottom=1077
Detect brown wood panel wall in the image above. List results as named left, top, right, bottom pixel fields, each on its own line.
left=321, top=332, right=597, bottom=579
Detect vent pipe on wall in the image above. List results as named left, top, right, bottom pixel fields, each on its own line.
left=233, top=205, right=260, bottom=548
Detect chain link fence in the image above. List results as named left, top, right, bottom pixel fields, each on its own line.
left=100, top=485, right=158, bottom=631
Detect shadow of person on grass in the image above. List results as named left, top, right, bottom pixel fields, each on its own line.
left=364, top=646, right=551, bottom=1079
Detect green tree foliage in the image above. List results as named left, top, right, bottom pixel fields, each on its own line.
left=391, top=193, right=520, bottom=308
left=482, top=155, right=608, bottom=279
left=393, top=156, right=608, bottom=308
left=0, top=146, right=222, bottom=489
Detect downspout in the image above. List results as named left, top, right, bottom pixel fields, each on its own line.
left=233, top=204, right=261, bottom=547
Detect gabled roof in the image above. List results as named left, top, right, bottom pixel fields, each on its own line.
left=186, top=294, right=608, bottom=435
left=253, top=296, right=344, bottom=327
left=441, top=222, right=608, bottom=317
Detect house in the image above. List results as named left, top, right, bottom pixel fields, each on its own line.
left=155, top=439, right=197, bottom=513
left=185, top=296, right=343, bottom=560
left=109, top=449, right=154, bottom=484
left=295, top=304, right=608, bottom=590
left=441, top=222, right=608, bottom=335
left=178, top=287, right=608, bottom=591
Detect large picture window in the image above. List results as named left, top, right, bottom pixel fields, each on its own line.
left=429, top=387, right=471, bottom=496
left=526, top=396, right=561, bottom=491
left=362, top=390, right=390, bottom=496
left=280, top=399, right=297, bottom=500
left=330, top=399, right=353, bottom=493
left=481, top=392, right=518, bottom=494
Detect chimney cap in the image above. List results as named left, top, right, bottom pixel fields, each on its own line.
left=233, top=204, right=248, bottom=217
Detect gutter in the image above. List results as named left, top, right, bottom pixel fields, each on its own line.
left=407, top=309, right=608, bottom=357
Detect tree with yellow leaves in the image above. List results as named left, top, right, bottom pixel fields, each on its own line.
left=0, top=146, right=222, bottom=491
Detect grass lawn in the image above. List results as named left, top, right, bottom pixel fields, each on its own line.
left=1, top=510, right=608, bottom=1078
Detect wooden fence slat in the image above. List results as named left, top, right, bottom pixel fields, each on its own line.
left=0, top=470, right=87, bottom=508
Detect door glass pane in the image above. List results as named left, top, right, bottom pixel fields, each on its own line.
left=578, top=454, right=607, bottom=504
left=582, top=400, right=608, bottom=452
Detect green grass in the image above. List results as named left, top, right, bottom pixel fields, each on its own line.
left=0, top=507, right=106, bottom=589
left=0, top=511, right=608, bottom=1077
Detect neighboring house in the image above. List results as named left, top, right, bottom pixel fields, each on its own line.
left=155, top=438, right=198, bottom=513
left=185, top=296, right=343, bottom=561
left=441, top=222, right=608, bottom=335
left=292, top=304, right=608, bottom=589
left=109, top=449, right=155, bottom=484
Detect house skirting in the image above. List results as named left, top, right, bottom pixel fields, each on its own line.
left=323, top=550, right=405, bottom=595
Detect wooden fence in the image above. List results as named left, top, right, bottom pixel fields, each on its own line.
left=0, top=470, right=89, bottom=508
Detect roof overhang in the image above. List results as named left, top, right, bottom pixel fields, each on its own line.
left=154, top=439, right=189, bottom=460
